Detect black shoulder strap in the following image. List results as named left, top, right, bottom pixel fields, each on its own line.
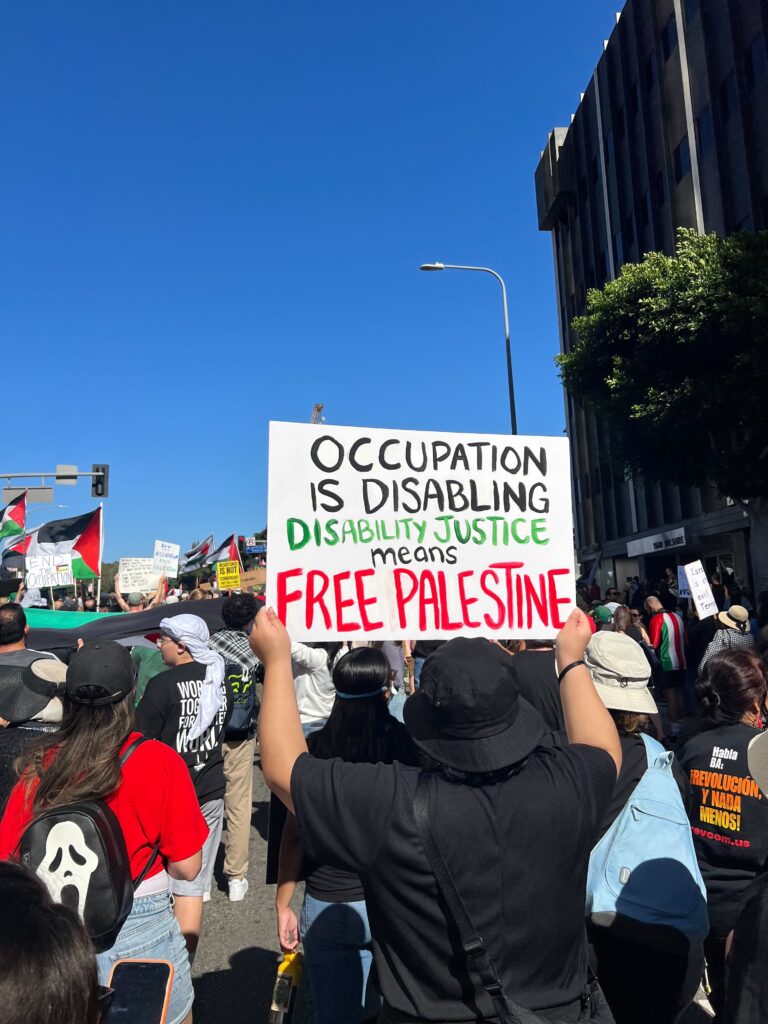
left=119, top=735, right=160, bottom=889
left=413, top=774, right=526, bottom=1024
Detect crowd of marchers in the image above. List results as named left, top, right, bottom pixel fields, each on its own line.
left=0, top=572, right=767, bottom=1024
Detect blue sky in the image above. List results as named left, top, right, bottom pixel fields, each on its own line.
left=1, top=1, right=619, bottom=560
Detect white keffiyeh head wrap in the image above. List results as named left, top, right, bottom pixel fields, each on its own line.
left=159, top=614, right=225, bottom=740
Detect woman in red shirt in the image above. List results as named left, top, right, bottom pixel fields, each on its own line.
left=0, top=641, right=208, bottom=1024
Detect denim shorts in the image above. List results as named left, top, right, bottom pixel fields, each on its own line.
left=96, top=892, right=193, bottom=1024
left=171, top=798, right=224, bottom=898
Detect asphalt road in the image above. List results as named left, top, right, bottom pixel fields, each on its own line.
left=192, top=753, right=713, bottom=1024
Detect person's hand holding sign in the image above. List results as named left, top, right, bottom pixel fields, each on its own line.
left=249, top=607, right=306, bottom=814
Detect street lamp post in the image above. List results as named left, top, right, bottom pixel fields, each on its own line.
left=419, top=262, right=518, bottom=434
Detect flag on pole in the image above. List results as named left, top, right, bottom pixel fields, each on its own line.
left=178, top=535, right=214, bottom=573
left=1, top=508, right=102, bottom=579
left=0, top=491, right=26, bottom=540
left=202, top=533, right=242, bottom=569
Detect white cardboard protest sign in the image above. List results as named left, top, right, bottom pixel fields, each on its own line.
left=153, top=540, right=180, bottom=578
left=119, top=558, right=161, bottom=594
left=683, top=560, right=718, bottom=619
left=267, top=422, right=576, bottom=640
left=26, top=554, right=74, bottom=588
left=677, top=566, right=691, bottom=599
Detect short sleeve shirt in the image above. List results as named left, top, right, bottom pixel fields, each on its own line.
left=0, top=731, right=208, bottom=881
left=291, top=743, right=615, bottom=1022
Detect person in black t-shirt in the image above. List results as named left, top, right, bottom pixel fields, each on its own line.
left=678, top=650, right=768, bottom=1018
left=252, top=607, right=621, bottom=1024
left=499, top=639, right=564, bottom=732
left=409, top=639, right=444, bottom=689
left=276, top=648, right=417, bottom=1024
left=136, top=614, right=232, bottom=960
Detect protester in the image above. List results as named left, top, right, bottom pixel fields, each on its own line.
left=136, top=614, right=231, bottom=953
left=113, top=574, right=166, bottom=613
left=0, top=658, right=65, bottom=728
left=409, top=638, right=444, bottom=689
left=577, top=631, right=698, bottom=1024
left=592, top=605, right=614, bottom=630
left=291, top=641, right=339, bottom=736
left=253, top=606, right=620, bottom=1023
left=499, top=637, right=564, bottom=731
left=0, top=640, right=206, bottom=1024
left=678, top=650, right=768, bottom=1018
left=276, top=648, right=417, bottom=1024
left=628, top=607, right=650, bottom=644
left=209, top=592, right=262, bottom=903
left=0, top=604, right=60, bottom=669
left=699, top=607, right=755, bottom=671
left=0, top=861, right=102, bottom=1024
left=710, top=573, right=726, bottom=612
left=646, top=596, right=687, bottom=737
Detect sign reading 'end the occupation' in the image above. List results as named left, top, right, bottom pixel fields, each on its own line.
left=267, top=421, right=576, bottom=640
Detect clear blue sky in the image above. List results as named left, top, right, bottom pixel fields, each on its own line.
left=1, top=1, right=619, bottom=560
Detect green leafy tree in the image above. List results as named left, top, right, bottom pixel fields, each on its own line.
left=557, top=228, right=768, bottom=590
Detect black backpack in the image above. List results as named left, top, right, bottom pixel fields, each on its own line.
left=18, top=736, right=159, bottom=953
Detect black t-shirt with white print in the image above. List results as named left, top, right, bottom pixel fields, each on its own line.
left=136, top=661, right=232, bottom=804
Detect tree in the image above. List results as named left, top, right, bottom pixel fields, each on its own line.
left=557, top=228, right=768, bottom=591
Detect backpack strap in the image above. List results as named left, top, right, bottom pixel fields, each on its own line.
left=413, top=774, right=527, bottom=1024
left=119, top=735, right=161, bottom=889
left=639, top=731, right=673, bottom=771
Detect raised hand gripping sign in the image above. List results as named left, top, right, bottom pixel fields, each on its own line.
left=267, top=422, right=576, bottom=640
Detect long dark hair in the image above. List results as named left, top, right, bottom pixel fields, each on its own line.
left=0, top=862, right=101, bottom=1023
left=16, top=697, right=135, bottom=814
left=697, top=650, right=768, bottom=726
left=309, top=648, right=412, bottom=765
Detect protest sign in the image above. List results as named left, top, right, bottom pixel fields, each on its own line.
left=267, top=422, right=576, bottom=640
left=118, top=558, right=160, bottom=594
left=26, top=554, right=73, bottom=588
left=153, top=540, right=180, bottom=578
left=677, top=566, right=691, bottom=599
left=216, top=560, right=241, bottom=590
left=683, top=560, right=718, bottom=619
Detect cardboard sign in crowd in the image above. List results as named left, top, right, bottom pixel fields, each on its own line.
left=267, top=421, right=576, bottom=640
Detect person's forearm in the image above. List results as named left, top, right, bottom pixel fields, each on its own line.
left=277, top=813, right=303, bottom=906
left=260, top=654, right=307, bottom=812
left=558, top=660, right=622, bottom=774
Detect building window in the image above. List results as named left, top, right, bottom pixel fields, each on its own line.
left=644, top=53, right=656, bottom=92
left=614, top=107, right=626, bottom=140
left=640, top=190, right=651, bottom=226
left=673, top=136, right=692, bottom=183
left=746, top=33, right=768, bottom=90
left=597, top=249, right=608, bottom=283
left=591, top=155, right=600, bottom=183
left=661, top=16, right=678, bottom=61
left=624, top=213, right=635, bottom=249
left=696, top=105, right=714, bottom=156
left=613, top=229, right=624, bottom=268
left=720, top=71, right=738, bottom=121
left=684, top=0, right=700, bottom=24
left=655, top=169, right=666, bottom=206
left=629, top=80, right=640, bottom=117
left=578, top=174, right=587, bottom=201
left=577, top=282, right=586, bottom=309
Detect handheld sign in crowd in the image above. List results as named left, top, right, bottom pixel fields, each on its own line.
left=216, top=560, right=241, bottom=590
left=153, top=539, right=180, bottom=578
left=267, top=422, right=576, bottom=640
left=118, top=558, right=160, bottom=594
left=26, top=554, right=74, bottom=589
left=683, top=560, right=718, bottom=620
left=677, top=566, right=691, bottom=599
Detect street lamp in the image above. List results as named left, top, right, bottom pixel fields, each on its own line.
left=419, top=262, right=518, bottom=434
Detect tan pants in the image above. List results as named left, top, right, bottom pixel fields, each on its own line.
left=222, top=736, right=256, bottom=881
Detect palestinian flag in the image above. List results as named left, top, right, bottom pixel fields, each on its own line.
left=179, top=534, right=214, bottom=573
left=2, top=508, right=102, bottom=579
left=0, top=491, right=26, bottom=540
left=203, top=533, right=242, bottom=569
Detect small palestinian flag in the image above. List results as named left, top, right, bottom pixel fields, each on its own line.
left=179, top=535, right=214, bottom=573
left=3, top=508, right=102, bottom=579
left=0, top=491, right=26, bottom=540
left=203, top=533, right=242, bottom=569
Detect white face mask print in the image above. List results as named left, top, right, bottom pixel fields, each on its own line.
left=37, top=821, right=99, bottom=919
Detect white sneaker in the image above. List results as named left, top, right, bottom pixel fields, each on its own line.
left=202, top=891, right=211, bottom=903
left=228, top=878, right=249, bottom=902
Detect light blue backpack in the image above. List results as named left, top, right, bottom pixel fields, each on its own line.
left=586, top=733, right=709, bottom=945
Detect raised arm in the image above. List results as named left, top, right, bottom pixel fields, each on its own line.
left=249, top=607, right=307, bottom=812
left=112, top=575, right=130, bottom=613
left=556, top=609, right=622, bottom=775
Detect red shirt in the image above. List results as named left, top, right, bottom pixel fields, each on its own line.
left=0, top=731, right=208, bottom=881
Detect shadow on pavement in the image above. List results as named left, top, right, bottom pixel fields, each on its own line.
left=194, top=945, right=309, bottom=1023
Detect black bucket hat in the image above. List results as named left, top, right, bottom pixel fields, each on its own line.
left=66, top=641, right=136, bottom=706
left=0, top=658, right=67, bottom=724
left=403, top=638, right=546, bottom=772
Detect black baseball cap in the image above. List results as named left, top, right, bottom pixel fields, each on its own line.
left=403, top=638, right=546, bottom=772
left=66, top=641, right=136, bottom=706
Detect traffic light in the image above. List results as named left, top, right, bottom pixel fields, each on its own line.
left=91, top=464, right=109, bottom=498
